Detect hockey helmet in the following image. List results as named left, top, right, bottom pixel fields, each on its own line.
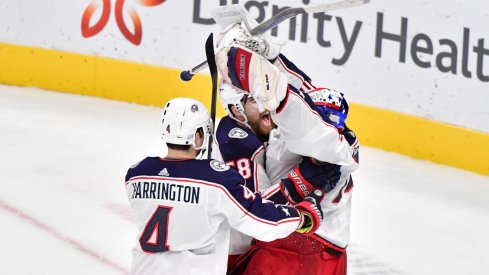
left=219, top=80, right=249, bottom=125
left=161, top=97, right=213, bottom=150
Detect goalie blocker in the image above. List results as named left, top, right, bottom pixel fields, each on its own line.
left=216, top=45, right=288, bottom=112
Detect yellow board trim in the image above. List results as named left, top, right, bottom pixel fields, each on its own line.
left=348, top=103, right=489, bottom=176
left=0, top=42, right=226, bottom=116
left=1, top=42, right=488, bottom=176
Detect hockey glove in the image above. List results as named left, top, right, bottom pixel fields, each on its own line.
left=308, top=88, right=349, bottom=132
left=215, top=45, right=288, bottom=112
left=280, top=157, right=341, bottom=204
left=295, top=189, right=324, bottom=234
left=216, top=21, right=285, bottom=61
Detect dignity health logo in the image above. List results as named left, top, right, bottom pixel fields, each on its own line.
left=81, top=0, right=166, bottom=45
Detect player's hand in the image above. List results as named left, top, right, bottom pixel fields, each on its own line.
left=216, top=23, right=255, bottom=52
left=308, top=88, right=349, bottom=132
left=216, top=22, right=285, bottom=61
left=295, top=189, right=324, bottom=234
left=280, top=157, right=341, bottom=203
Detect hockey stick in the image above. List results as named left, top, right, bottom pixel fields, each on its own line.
left=180, top=0, right=370, bottom=81
left=205, top=33, right=218, bottom=159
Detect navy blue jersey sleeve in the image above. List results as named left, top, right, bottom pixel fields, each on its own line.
left=216, top=116, right=263, bottom=162
left=277, top=53, right=312, bottom=83
left=216, top=116, right=266, bottom=193
left=204, top=160, right=301, bottom=241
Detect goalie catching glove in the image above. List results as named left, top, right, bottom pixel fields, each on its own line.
left=215, top=22, right=284, bottom=61
left=280, top=157, right=341, bottom=204
left=295, top=189, right=324, bottom=234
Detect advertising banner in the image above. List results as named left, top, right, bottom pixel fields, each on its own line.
left=0, top=0, right=488, bottom=133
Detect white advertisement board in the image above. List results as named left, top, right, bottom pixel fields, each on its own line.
left=1, top=0, right=488, bottom=133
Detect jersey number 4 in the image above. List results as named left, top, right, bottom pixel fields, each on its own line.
left=139, top=206, right=172, bottom=253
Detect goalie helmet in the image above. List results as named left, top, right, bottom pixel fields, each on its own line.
left=161, top=97, right=213, bottom=150
left=219, top=80, right=249, bottom=125
left=308, top=88, right=349, bottom=130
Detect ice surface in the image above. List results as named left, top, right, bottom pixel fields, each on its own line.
left=1, top=84, right=488, bottom=275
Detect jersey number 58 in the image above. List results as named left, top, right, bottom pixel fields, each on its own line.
left=226, top=158, right=252, bottom=179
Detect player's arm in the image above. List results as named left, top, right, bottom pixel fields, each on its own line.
left=219, top=169, right=324, bottom=240
left=272, top=52, right=361, bottom=163
left=222, top=146, right=298, bottom=205
left=215, top=43, right=357, bottom=174
left=273, top=53, right=317, bottom=93
left=215, top=122, right=274, bottom=193
left=216, top=132, right=299, bottom=205
left=271, top=88, right=357, bottom=172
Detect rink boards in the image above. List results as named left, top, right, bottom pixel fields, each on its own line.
left=1, top=41, right=488, bottom=176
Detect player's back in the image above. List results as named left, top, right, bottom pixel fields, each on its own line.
left=125, top=157, right=240, bottom=275
left=125, top=156, right=303, bottom=274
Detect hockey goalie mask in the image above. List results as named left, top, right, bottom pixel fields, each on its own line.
left=219, top=80, right=249, bottom=126
left=161, top=98, right=213, bottom=150
left=308, top=88, right=349, bottom=131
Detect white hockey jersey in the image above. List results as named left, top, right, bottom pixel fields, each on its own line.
left=125, top=157, right=303, bottom=275
left=215, top=53, right=359, bottom=253
left=266, top=128, right=357, bottom=249
left=266, top=61, right=360, bottom=248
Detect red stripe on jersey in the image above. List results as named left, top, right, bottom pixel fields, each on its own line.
left=344, top=177, right=354, bottom=193
left=251, top=145, right=265, bottom=162
left=277, top=57, right=316, bottom=92
left=302, top=80, right=315, bottom=92
left=262, top=185, right=282, bottom=199
left=275, top=88, right=290, bottom=115
left=278, top=57, right=305, bottom=84
left=126, top=176, right=300, bottom=226
left=253, top=162, right=259, bottom=192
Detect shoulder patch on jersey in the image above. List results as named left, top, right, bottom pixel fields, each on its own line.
left=130, top=160, right=142, bottom=169
left=228, top=127, right=248, bottom=139
left=210, top=160, right=230, bottom=172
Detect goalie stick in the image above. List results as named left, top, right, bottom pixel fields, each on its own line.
left=204, top=33, right=218, bottom=159
left=180, top=0, right=371, bottom=81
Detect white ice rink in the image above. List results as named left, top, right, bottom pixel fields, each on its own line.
left=1, top=84, right=488, bottom=275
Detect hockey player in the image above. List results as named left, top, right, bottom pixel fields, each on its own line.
left=125, top=97, right=325, bottom=275
left=213, top=23, right=359, bottom=275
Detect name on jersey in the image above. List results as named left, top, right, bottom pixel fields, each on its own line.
left=131, top=181, right=200, bottom=204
